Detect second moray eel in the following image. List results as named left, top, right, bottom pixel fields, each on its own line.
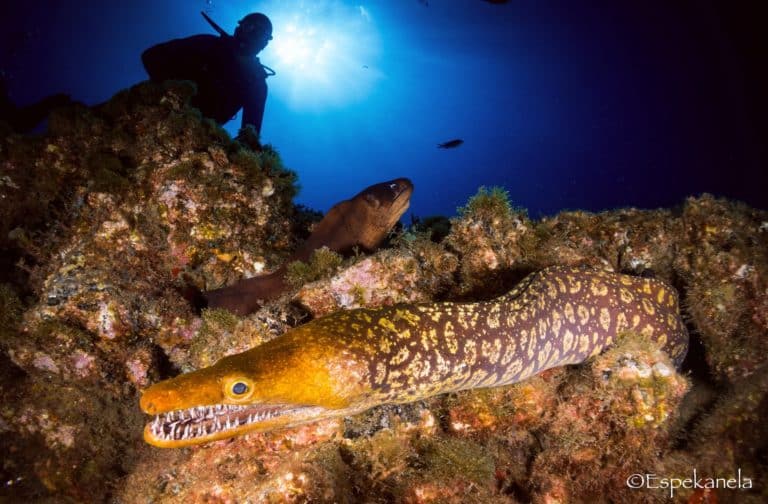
left=204, top=177, right=414, bottom=316
left=141, top=266, right=689, bottom=447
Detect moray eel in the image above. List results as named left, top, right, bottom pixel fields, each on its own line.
left=142, top=266, right=688, bottom=448
left=204, top=177, right=414, bottom=316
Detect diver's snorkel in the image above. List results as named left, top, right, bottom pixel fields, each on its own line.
left=201, top=11, right=229, bottom=38
left=200, top=11, right=276, bottom=77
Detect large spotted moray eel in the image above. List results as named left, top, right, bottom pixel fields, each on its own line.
left=141, top=266, right=688, bottom=447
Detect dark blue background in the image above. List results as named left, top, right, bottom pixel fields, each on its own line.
left=2, top=1, right=766, bottom=218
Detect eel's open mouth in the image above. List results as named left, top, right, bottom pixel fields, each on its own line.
left=144, top=403, right=324, bottom=447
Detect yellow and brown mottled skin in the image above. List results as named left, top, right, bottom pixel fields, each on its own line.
left=141, top=266, right=688, bottom=447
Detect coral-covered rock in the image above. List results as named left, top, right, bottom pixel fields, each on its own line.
left=528, top=206, right=682, bottom=278
left=444, top=186, right=531, bottom=296
left=674, top=194, right=768, bottom=381
left=295, top=246, right=457, bottom=316
left=178, top=304, right=299, bottom=372
left=660, top=364, right=768, bottom=503
left=0, top=365, right=144, bottom=502
left=117, top=419, right=347, bottom=503
left=2, top=81, right=298, bottom=389
left=528, top=332, right=690, bottom=502
left=2, top=85, right=768, bottom=503
left=0, top=82, right=298, bottom=500
left=399, top=437, right=500, bottom=503
left=446, top=370, right=563, bottom=436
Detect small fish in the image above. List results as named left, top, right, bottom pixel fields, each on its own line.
left=437, top=139, right=464, bottom=149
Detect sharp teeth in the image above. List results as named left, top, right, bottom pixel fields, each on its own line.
left=151, top=404, right=294, bottom=441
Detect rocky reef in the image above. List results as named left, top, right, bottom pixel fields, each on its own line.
left=1, top=83, right=766, bottom=503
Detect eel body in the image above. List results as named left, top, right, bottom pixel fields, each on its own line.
left=204, top=177, right=413, bottom=315
left=141, top=266, right=688, bottom=447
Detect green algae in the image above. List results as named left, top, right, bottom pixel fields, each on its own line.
left=187, top=308, right=244, bottom=369
left=166, top=158, right=205, bottom=181
left=285, top=247, right=343, bottom=287
left=236, top=144, right=299, bottom=203
left=414, top=437, right=495, bottom=486
left=458, top=185, right=516, bottom=220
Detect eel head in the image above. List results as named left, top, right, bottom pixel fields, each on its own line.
left=352, top=177, right=413, bottom=249
left=140, top=326, right=371, bottom=447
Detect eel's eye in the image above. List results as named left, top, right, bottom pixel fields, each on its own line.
left=225, top=377, right=255, bottom=400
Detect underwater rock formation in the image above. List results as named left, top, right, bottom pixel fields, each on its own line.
left=444, top=186, right=532, bottom=297
left=118, top=419, right=349, bottom=502
left=526, top=206, right=682, bottom=277
left=2, top=82, right=297, bottom=380
left=674, top=195, right=768, bottom=381
left=295, top=245, right=458, bottom=316
left=1, top=82, right=766, bottom=503
left=0, top=81, right=298, bottom=500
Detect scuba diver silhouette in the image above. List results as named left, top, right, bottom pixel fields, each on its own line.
left=142, top=12, right=274, bottom=136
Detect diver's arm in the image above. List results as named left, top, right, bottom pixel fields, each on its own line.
left=241, top=77, right=267, bottom=135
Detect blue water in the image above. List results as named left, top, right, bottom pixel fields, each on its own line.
left=2, top=0, right=766, bottom=218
